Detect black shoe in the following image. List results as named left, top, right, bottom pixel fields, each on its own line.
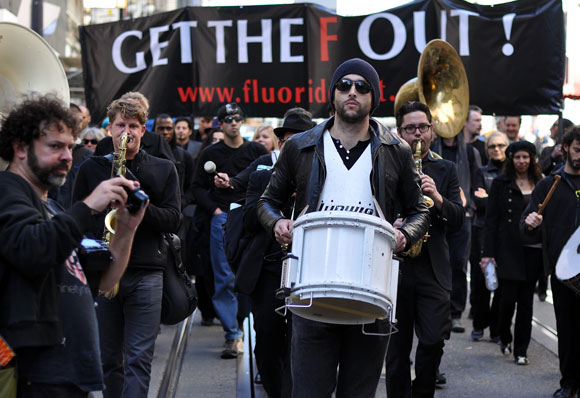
left=471, top=329, right=484, bottom=341
left=254, top=373, right=263, bottom=384
left=553, top=388, right=576, bottom=398
left=451, top=319, right=465, bottom=333
left=201, top=317, right=215, bottom=326
left=435, top=371, right=447, bottom=386
left=539, top=292, right=547, bottom=302
left=490, top=335, right=501, bottom=344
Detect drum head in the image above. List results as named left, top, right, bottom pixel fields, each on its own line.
left=556, top=226, right=580, bottom=281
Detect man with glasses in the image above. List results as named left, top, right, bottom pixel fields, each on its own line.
left=386, top=101, right=464, bottom=397
left=257, top=59, right=429, bottom=397
left=191, top=102, right=267, bottom=358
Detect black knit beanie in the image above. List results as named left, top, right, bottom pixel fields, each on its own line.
left=329, top=58, right=381, bottom=114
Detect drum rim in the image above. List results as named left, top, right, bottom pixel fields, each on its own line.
left=293, top=210, right=396, bottom=234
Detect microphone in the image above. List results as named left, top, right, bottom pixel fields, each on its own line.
left=204, top=161, right=227, bottom=182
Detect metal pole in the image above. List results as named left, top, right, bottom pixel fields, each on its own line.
left=31, top=0, right=44, bottom=36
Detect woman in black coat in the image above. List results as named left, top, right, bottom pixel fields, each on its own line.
left=481, top=140, right=543, bottom=365
left=470, top=131, right=508, bottom=342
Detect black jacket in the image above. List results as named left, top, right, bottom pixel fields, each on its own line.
left=73, top=150, right=181, bottom=270
left=0, top=172, right=94, bottom=349
left=416, top=153, right=465, bottom=290
left=521, top=170, right=580, bottom=275
left=472, top=160, right=504, bottom=228
left=483, top=175, right=531, bottom=281
left=257, top=117, right=430, bottom=250
left=235, top=168, right=282, bottom=295
left=431, top=132, right=481, bottom=216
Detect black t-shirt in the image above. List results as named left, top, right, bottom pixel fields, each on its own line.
left=566, top=172, right=580, bottom=194
left=17, top=200, right=103, bottom=392
left=441, top=142, right=458, bottom=163
left=194, top=140, right=268, bottom=212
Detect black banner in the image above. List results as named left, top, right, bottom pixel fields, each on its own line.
left=80, top=0, right=564, bottom=123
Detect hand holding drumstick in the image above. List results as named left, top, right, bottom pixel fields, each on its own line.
left=525, top=175, right=561, bottom=230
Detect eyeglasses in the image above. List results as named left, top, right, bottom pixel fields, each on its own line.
left=82, top=139, right=98, bottom=145
left=400, top=124, right=432, bottom=134
left=334, top=79, right=372, bottom=95
left=222, top=115, right=244, bottom=124
left=156, top=126, right=173, bottom=131
left=488, top=144, right=507, bottom=150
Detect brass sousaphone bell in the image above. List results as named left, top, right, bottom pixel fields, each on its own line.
left=394, top=39, right=469, bottom=138
left=0, top=22, right=70, bottom=171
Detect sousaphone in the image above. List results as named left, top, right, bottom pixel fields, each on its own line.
left=0, top=22, right=70, bottom=114
left=394, top=39, right=469, bottom=138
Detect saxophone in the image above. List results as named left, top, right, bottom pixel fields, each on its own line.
left=101, top=132, right=128, bottom=297
left=402, top=139, right=433, bottom=258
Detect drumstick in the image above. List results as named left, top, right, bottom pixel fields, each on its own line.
left=528, top=175, right=561, bottom=230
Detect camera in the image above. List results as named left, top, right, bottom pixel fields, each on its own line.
left=124, top=186, right=149, bottom=214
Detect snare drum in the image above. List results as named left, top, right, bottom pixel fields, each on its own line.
left=280, top=211, right=399, bottom=325
left=555, top=225, right=580, bottom=294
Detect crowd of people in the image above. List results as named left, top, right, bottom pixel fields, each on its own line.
left=0, top=58, right=579, bottom=398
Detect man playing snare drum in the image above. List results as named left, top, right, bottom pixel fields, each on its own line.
left=257, top=58, right=430, bottom=397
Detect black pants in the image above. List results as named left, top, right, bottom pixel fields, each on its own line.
left=449, top=217, right=471, bottom=319
left=470, top=226, right=501, bottom=335
left=497, top=247, right=542, bottom=358
left=552, top=274, right=580, bottom=391
left=250, top=270, right=292, bottom=398
left=17, top=381, right=88, bottom=398
left=291, top=316, right=389, bottom=398
left=385, top=259, right=451, bottom=398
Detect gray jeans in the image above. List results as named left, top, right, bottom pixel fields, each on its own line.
left=96, top=269, right=163, bottom=398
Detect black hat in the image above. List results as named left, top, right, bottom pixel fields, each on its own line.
left=506, top=140, right=536, bottom=158
left=217, top=102, right=244, bottom=121
left=329, top=58, right=381, bottom=114
left=273, top=112, right=315, bottom=139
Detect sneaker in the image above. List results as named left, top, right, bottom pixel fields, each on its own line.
left=500, top=343, right=512, bottom=356
left=490, top=335, right=501, bottom=344
left=451, top=319, right=465, bottom=333
left=221, top=338, right=243, bottom=359
left=515, top=356, right=529, bottom=365
left=471, top=329, right=484, bottom=341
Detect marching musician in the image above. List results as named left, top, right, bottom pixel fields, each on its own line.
left=385, top=101, right=464, bottom=397
left=257, top=58, right=429, bottom=397
left=0, top=96, right=147, bottom=397
left=522, top=126, right=580, bottom=398
left=72, top=99, right=181, bottom=398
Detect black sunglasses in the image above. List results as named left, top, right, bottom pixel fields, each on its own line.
left=335, top=78, right=372, bottom=95
left=82, top=139, right=98, bottom=145
left=222, top=115, right=244, bottom=123
left=488, top=143, right=507, bottom=150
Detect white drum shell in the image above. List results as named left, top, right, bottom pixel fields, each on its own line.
left=282, top=211, right=398, bottom=325
left=555, top=225, right=580, bottom=294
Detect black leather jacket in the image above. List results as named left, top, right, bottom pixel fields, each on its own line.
left=257, top=117, right=430, bottom=249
